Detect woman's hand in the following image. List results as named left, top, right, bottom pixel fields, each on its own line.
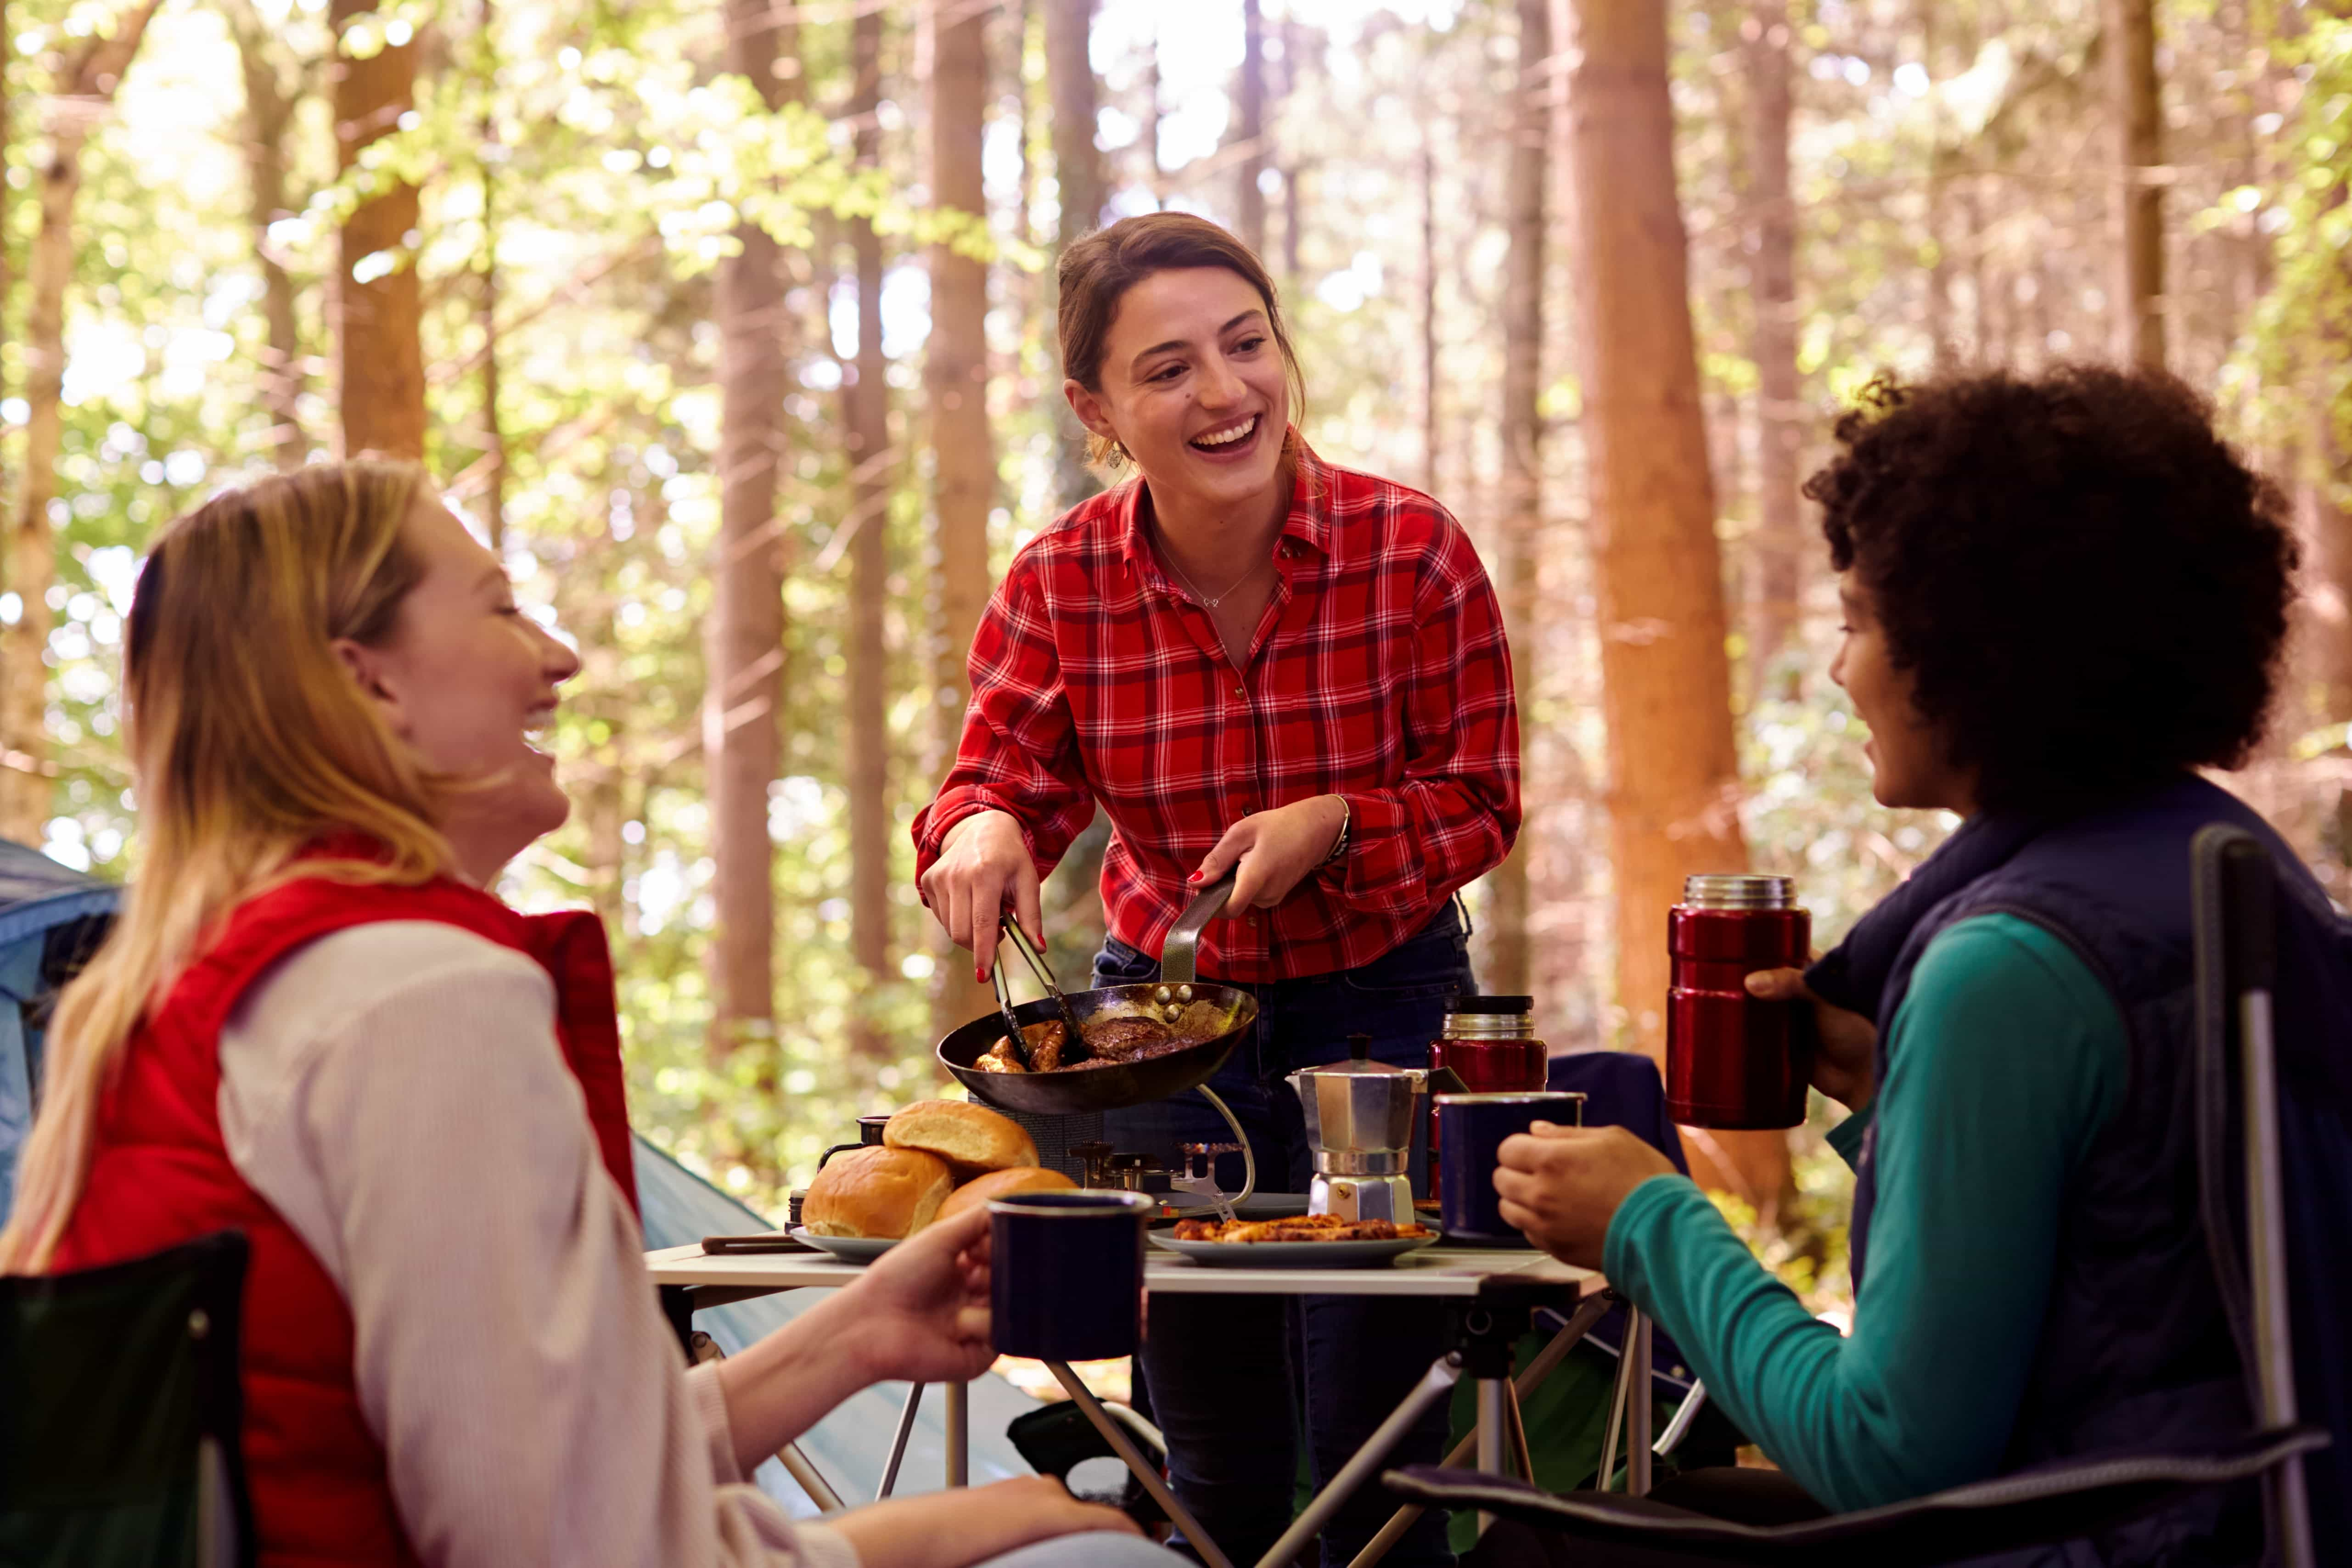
left=1493, top=1124, right=1678, bottom=1271
left=837, top=1207, right=996, bottom=1387
left=831, top=1476, right=1141, bottom=1568
left=920, top=809, right=1041, bottom=982
left=1745, top=968, right=1880, bottom=1113
left=1193, top=794, right=1348, bottom=912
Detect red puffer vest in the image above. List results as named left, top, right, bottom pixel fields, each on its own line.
left=48, top=871, right=637, bottom=1568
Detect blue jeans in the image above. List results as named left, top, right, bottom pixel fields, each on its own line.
left=1099, top=903, right=1473, bottom=1568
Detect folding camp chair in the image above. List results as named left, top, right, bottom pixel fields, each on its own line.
left=1380, top=825, right=2334, bottom=1565
left=0, top=1230, right=254, bottom=1568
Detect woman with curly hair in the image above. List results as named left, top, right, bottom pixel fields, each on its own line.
left=1492, top=365, right=2352, bottom=1565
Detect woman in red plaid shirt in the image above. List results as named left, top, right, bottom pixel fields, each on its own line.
left=915, top=213, right=1520, bottom=1568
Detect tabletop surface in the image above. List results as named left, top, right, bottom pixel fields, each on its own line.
left=647, top=1240, right=1595, bottom=1298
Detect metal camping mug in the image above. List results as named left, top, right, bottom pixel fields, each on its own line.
left=988, top=1190, right=1154, bottom=1361
left=1665, top=874, right=1813, bottom=1129
left=1434, top=1091, right=1587, bottom=1246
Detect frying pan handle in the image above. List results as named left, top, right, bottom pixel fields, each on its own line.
left=1162, top=870, right=1235, bottom=986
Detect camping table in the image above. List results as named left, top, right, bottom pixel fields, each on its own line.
left=648, top=1242, right=1649, bottom=1568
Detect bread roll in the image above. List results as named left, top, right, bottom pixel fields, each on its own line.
left=884, top=1099, right=1039, bottom=1174
left=801, top=1146, right=954, bottom=1238
left=938, top=1166, right=1077, bottom=1221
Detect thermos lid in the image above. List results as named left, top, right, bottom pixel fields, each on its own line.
left=1445, top=995, right=1534, bottom=1013
left=1682, top=874, right=1795, bottom=910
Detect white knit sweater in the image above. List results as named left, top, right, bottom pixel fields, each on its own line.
left=216, top=919, right=859, bottom=1568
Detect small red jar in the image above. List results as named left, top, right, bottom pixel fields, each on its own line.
left=1427, top=995, right=1548, bottom=1204
left=1666, top=874, right=1813, bottom=1129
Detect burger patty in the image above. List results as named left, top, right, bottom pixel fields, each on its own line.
left=1083, top=1015, right=1175, bottom=1059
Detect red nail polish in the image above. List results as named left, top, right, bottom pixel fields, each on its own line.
left=1187, top=871, right=1203, bottom=883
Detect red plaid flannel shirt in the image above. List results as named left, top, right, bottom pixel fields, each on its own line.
left=913, top=445, right=1520, bottom=982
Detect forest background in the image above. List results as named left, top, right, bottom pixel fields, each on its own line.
left=6, top=0, right=2350, bottom=1314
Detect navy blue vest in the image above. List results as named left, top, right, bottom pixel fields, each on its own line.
left=1807, top=776, right=2352, bottom=1566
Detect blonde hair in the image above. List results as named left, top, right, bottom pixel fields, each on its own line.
left=0, top=461, right=459, bottom=1273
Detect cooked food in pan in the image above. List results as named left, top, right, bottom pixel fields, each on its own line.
left=973, top=1000, right=1239, bottom=1075
left=1169, top=1214, right=1433, bottom=1244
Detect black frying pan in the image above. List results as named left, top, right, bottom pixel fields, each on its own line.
left=936, top=873, right=1257, bottom=1116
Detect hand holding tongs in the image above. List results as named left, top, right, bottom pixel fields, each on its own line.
left=992, top=918, right=1090, bottom=1068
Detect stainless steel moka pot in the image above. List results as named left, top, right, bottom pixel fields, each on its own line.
left=1286, top=1034, right=1446, bottom=1223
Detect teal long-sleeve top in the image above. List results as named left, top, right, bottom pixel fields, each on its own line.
left=1604, top=913, right=2127, bottom=1512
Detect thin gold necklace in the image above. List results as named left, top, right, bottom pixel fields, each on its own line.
left=1157, top=526, right=1269, bottom=610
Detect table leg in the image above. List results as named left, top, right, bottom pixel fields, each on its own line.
left=659, top=1284, right=696, bottom=1360
left=1044, top=1361, right=1235, bottom=1568
left=878, top=1383, right=925, bottom=1501
left=780, top=1444, right=846, bottom=1513
left=945, top=1380, right=969, bottom=1487
left=1256, top=1353, right=1464, bottom=1568
left=1656, top=1379, right=1708, bottom=1457
left=1597, top=1326, right=1633, bottom=1492
left=1626, top=1312, right=1654, bottom=1498
left=1504, top=1380, right=1536, bottom=1484
left=1474, top=1379, right=1509, bottom=1536
left=1344, top=1293, right=1611, bottom=1568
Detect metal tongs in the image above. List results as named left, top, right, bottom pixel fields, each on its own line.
left=992, top=919, right=1090, bottom=1069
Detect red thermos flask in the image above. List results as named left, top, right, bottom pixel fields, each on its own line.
left=1426, top=996, right=1548, bottom=1205
left=1666, top=874, right=1813, bottom=1129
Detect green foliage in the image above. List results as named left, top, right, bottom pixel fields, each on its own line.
left=6, top=0, right=2348, bottom=1255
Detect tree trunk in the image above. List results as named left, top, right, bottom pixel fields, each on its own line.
left=927, top=1, right=999, bottom=1044
left=1920, top=2, right=1954, bottom=371
left=846, top=4, right=894, bottom=1059
left=2104, top=0, right=2165, bottom=368
left=705, top=0, right=797, bottom=1055
left=1487, top=0, right=1551, bottom=998
left=226, top=0, right=307, bottom=472
left=331, top=0, right=425, bottom=460
left=1142, top=17, right=1164, bottom=204
left=1746, top=0, right=1802, bottom=699
left=1564, top=0, right=1782, bottom=1203
left=1010, top=0, right=1036, bottom=252
left=2304, top=420, right=2352, bottom=728
left=1235, top=0, right=1267, bottom=256
left=1420, top=124, right=1441, bottom=496
left=476, top=0, right=506, bottom=548
left=1045, top=0, right=1102, bottom=512
left=0, top=0, right=160, bottom=844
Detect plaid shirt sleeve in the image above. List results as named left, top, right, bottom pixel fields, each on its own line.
left=910, top=552, right=1097, bottom=886
left=1320, top=518, right=1521, bottom=917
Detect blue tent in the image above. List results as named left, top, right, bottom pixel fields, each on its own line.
left=0, top=846, right=1034, bottom=1509
left=0, top=841, right=121, bottom=1219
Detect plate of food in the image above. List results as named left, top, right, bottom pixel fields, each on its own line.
left=1150, top=1214, right=1441, bottom=1268
left=795, top=1100, right=1078, bottom=1262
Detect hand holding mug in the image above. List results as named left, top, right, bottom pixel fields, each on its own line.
left=1493, top=1124, right=1677, bottom=1270
left=1744, top=968, right=1878, bottom=1113
left=840, top=1207, right=996, bottom=1387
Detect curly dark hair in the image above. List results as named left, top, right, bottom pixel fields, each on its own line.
left=1803, top=365, right=2299, bottom=813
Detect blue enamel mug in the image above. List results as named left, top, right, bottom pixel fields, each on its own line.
left=988, top=1191, right=1154, bottom=1360
left=1435, top=1091, right=1587, bottom=1246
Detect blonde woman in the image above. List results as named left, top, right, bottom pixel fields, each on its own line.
left=0, top=464, right=1171, bottom=1568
